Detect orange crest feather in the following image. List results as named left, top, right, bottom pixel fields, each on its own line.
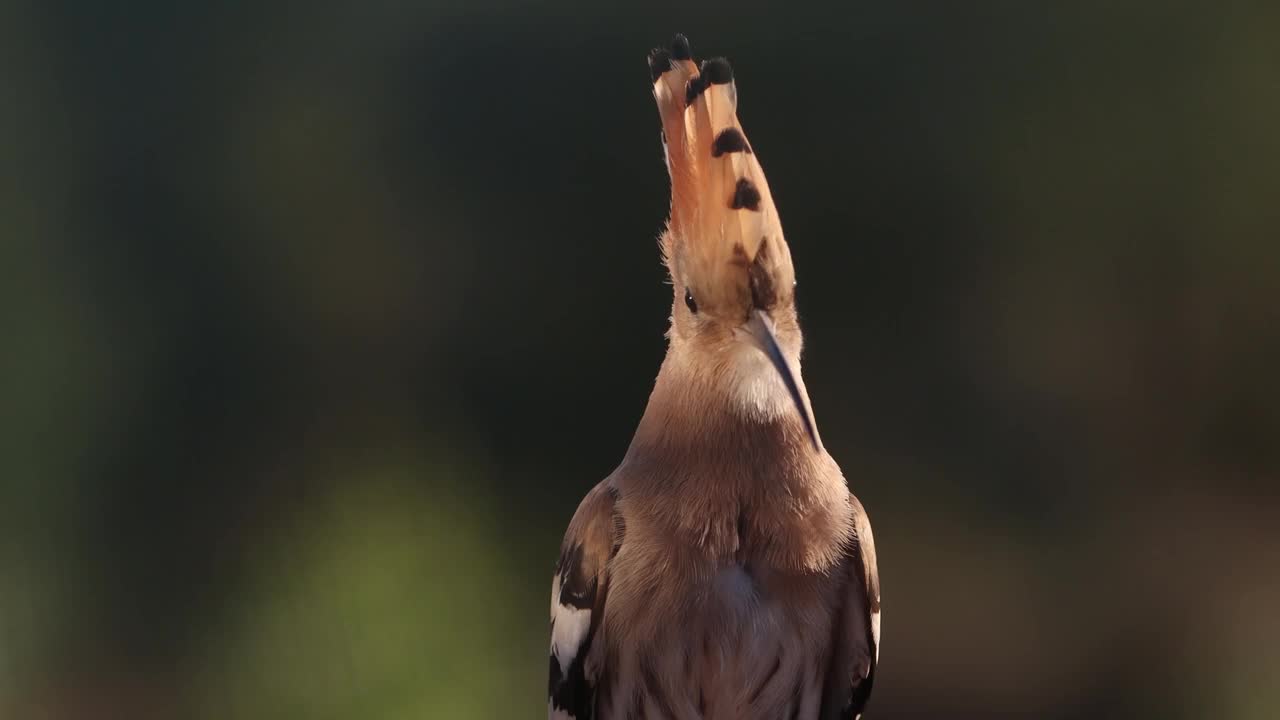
left=649, top=35, right=795, bottom=314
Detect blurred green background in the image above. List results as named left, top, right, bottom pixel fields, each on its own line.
left=3, top=1, right=1279, bottom=718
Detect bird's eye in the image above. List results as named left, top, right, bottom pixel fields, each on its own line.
left=684, top=288, right=698, bottom=314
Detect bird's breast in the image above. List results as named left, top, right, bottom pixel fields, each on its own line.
left=602, top=547, right=840, bottom=719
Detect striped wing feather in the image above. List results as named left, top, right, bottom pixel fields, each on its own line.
left=549, top=482, right=621, bottom=719
left=821, top=493, right=882, bottom=719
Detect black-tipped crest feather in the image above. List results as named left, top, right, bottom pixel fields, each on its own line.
left=670, top=33, right=692, bottom=60
left=648, top=47, right=672, bottom=82
left=700, top=57, right=733, bottom=84
left=649, top=34, right=795, bottom=314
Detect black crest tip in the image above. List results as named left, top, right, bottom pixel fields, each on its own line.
left=700, top=58, right=733, bottom=85
left=731, top=177, right=762, bottom=211
left=670, top=34, right=692, bottom=60
left=685, top=75, right=707, bottom=105
left=712, top=128, right=751, bottom=157
left=648, top=47, right=672, bottom=81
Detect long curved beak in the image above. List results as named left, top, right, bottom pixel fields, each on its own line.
left=744, top=309, right=821, bottom=452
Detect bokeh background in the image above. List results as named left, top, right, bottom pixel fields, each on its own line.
left=3, top=1, right=1279, bottom=718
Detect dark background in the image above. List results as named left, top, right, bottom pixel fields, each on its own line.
left=3, top=1, right=1279, bottom=718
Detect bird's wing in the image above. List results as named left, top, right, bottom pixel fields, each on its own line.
left=821, top=492, right=882, bottom=720
left=548, top=481, right=622, bottom=720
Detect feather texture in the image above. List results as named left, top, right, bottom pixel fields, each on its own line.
left=549, top=35, right=881, bottom=720
left=548, top=483, right=620, bottom=719
left=650, top=38, right=794, bottom=317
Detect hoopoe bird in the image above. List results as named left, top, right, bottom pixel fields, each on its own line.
left=548, top=34, right=881, bottom=720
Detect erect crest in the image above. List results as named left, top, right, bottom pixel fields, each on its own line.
left=649, top=34, right=795, bottom=315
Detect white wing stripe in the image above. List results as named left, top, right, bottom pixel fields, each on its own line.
left=871, top=607, right=881, bottom=661
left=551, top=602, right=592, bottom=674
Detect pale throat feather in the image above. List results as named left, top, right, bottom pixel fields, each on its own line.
left=721, top=339, right=807, bottom=422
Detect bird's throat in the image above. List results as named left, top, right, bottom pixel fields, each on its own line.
left=628, top=350, right=819, bottom=480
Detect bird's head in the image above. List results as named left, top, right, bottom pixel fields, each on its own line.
left=649, top=35, right=817, bottom=450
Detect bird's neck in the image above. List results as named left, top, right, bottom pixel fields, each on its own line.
left=613, top=350, right=852, bottom=570
left=629, top=349, right=814, bottom=463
